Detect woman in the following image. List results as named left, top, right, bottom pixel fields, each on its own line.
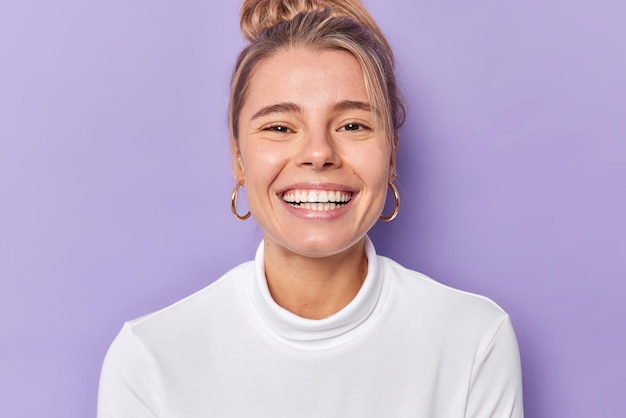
left=98, top=1, right=523, bottom=416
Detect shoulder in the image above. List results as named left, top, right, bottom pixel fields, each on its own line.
left=99, top=260, right=257, bottom=410
left=124, top=260, right=255, bottom=340
left=378, top=255, right=510, bottom=338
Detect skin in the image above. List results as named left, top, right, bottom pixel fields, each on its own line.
left=233, top=47, right=396, bottom=319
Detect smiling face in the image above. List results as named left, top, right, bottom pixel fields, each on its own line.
left=234, top=47, right=394, bottom=259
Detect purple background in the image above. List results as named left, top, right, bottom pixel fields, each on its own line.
left=1, top=0, right=624, bottom=416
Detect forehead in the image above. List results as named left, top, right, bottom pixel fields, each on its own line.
left=243, top=47, right=369, bottom=113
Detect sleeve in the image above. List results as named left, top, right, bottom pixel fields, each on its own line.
left=97, top=323, right=164, bottom=418
left=466, top=315, right=524, bottom=418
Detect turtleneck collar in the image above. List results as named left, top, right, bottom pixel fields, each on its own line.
left=246, top=236, right=384, bottom=349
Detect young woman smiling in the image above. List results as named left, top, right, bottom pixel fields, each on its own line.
left=98, top=1, right=524, bottom=416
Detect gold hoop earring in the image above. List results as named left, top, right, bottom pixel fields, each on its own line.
left=379, top=182, right=400, bottom=222
left=231, top=181, right=250, bottom=221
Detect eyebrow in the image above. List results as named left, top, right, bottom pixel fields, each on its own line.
left=250, top=100, right=378, bottom=121
left=251, top=102, right=302, bottom=121
left=332, top=100, right=376, bottom=115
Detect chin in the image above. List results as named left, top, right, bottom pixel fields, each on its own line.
left=272, top=233, right=366, bottom=259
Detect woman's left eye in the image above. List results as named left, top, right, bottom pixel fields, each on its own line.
left=340, top=122, right=370, bottom=131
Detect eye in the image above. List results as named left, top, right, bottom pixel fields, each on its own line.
left=263, top=124, right=292, bottom=133
left=339, top=122, right=371, bottom=132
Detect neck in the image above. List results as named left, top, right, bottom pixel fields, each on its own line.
left=263, top=238, right=368, bottom=320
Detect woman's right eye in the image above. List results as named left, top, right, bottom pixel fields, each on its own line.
left=263, top=124, right=292, bottom=133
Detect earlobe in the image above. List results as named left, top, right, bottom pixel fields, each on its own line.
left=389, top=154, right=397, bottom=181
left=389, top=156, right=397, bottom=182
left=232, top=151, right=246, bottom=182
left=389, top=168, right=397, bottom=182
left=389, top=135, right=399, bottom=181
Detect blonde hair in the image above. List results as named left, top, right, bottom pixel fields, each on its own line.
left=229, top=0, right=405, bottom=151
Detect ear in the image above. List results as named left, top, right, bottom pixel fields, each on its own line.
left=388, top=134, right=399, bottom=181
left=231, top=147, right=245, bottom=183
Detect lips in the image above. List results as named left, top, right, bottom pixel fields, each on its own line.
left=282, top=189, right=353, bottom=211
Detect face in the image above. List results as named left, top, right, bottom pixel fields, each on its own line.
left=234, top=47, right=394, bottom=259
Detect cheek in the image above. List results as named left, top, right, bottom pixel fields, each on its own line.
left=241, top=143, right=289, bottom=190
left=351, top=145, right=391, bottom=180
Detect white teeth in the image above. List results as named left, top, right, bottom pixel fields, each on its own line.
left=298, top=203, right=339, bottom=211
left=282, top=189, right=353, bottom=209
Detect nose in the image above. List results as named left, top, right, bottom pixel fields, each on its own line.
left=295, top=129, right=341, bottom=169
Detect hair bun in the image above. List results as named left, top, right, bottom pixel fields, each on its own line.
left=240, top=0, right=380, bottom=42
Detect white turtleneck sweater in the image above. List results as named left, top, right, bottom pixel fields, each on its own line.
left=98, top=238, right=523, bottom=417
